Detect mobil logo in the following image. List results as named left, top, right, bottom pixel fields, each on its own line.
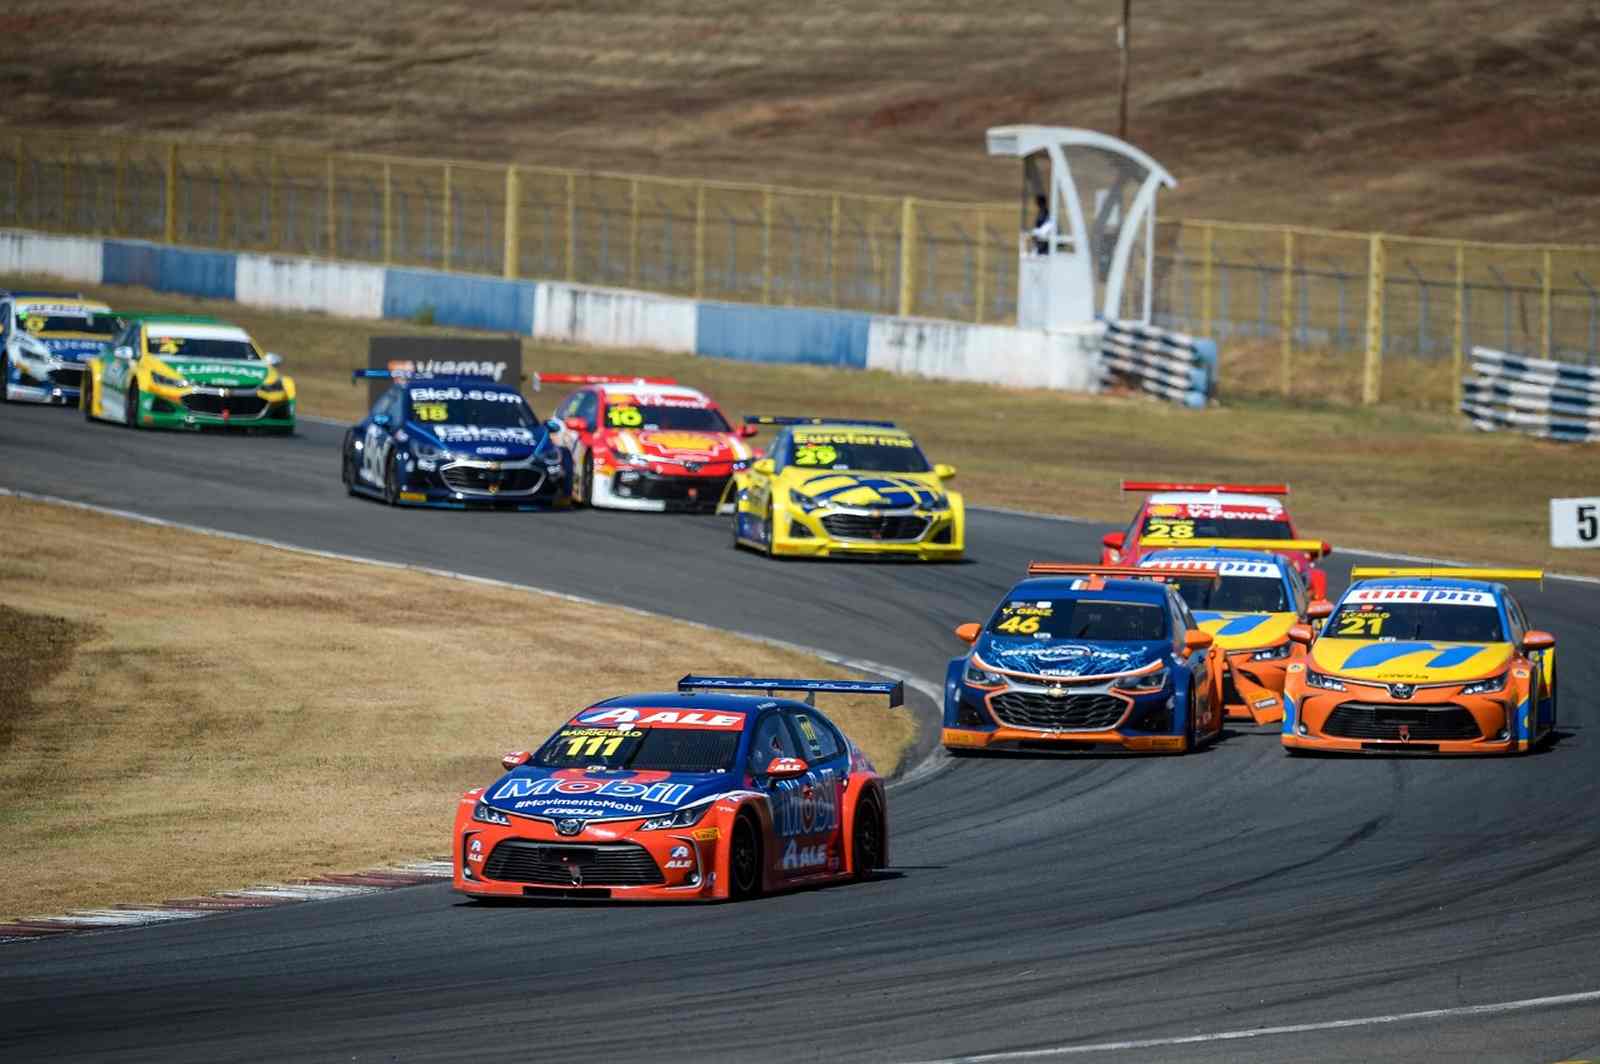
left=491, top=774, right=693, bottom=806
left=575, top=707, right=746, bottom=730
left=770, top=768, right=839, bottom=838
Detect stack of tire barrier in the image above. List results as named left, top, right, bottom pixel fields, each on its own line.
left=1462, top=347, right=1600, bottom=443
left=1100, top=321, right=1217, bottom=409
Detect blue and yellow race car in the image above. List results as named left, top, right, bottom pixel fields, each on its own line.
left=730, top=416, right=963, bottom=560
left=1282, top=568, right=1557, bottom=755
left=942, top=564, right=1220, bottom=754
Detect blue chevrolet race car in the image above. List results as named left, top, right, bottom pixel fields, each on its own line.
left=342, top=370, right=571, bottom=509
left=942, top=564, right=1222, bottom=754
left=0, top=290, right=118, bottom=406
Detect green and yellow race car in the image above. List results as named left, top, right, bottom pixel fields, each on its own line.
left=82, top=313, right=295, bottom=432
left=729, top=416, right=963, bottom=560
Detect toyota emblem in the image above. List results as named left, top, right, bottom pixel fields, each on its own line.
left=556, top=818, right=585, bottom=836
left=1388, top=683, right=1416, bottom=699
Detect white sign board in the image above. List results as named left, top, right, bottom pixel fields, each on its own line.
left=1550, top=497, right=1600, bottom=548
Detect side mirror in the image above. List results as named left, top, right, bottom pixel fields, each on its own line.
left=501, top=750, right=532, bottom=771
left=737, top=424, right=760, bottom=438
left=752, top=458, right=776, bottom=476
left=113, top=346, right=134, bottom=361
left=1319, top=540, right=1333, bottom=558
left=545, top=418, right=563, bottom=434
left=764, top=756, right=809, bottom=780
left=1521, top=630, right=1555, bottom=653
left=372, top=413, right=391, bottom=427
left=934, top=463, right=957, bottom=480
left=563, top=416, right=588, bottom=432
left=954, top=622, right=982, bottom=644
left=1288, top=624, right=1316, bottom=646
left=1184, top=629, right=1214, bottom=652
left=1102, top=531, right=1125, bottom=551
left=1305, top=599, right=1333, bottom=621
left=263, top=352, right=283, bottom=366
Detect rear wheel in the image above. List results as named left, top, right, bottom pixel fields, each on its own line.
left=729, top=814, right=761, bottom=900
left=852, top=796, right=884, bottom=881
left=124, top=382, right=140, bottom=428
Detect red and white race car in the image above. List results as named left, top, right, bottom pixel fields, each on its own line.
left=1100, top=481, right=1333, bottom=599
left=536, top=374, right=760, bottom=512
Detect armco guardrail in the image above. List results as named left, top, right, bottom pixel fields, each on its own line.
left=1461, top=346, right=1600, bottom=443
left=1101, top=320, right=1217, bottom=408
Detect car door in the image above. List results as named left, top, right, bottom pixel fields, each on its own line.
left=102, top=323, right=139, bottom=417
left=745, top=710, right=824, bottom=883
left=360, top=387, right=402, bottom=486
left=784, top=708, right=848, bottom=876
left=1173, top=593, right=1217, bottom=733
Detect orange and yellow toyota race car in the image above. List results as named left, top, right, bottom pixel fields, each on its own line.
left=1282, top=568, right=1557, bottom=755
left=454, top=676, right=895, bottom=902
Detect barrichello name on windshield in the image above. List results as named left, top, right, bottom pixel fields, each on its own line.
left=388, top=359, right=510, bottom=382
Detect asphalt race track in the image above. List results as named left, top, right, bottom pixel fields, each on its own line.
left=2, top=405, right=1597, bottom=1063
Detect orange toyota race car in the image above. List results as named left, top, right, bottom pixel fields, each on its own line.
left=454, top=675, right=895, bottom=902
left=1101, top=481, right=1333, bottom=598
left=536, top=373, right=759, bottom=512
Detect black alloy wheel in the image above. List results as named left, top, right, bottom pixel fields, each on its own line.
left=384, top=453, right=403, bottom=506
left=729, top=814, right=761, bottom=900
left=852, top=797, right=883, bottom=881
left=124, top=381, right=140, bottom=428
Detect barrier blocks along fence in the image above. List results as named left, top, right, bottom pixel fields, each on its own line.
left=1463, top=346, right=1600, bottom=443
left=1100, top=320, right=1217, bottom=408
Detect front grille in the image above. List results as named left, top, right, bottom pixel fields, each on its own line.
left=482, top=840, right=663, bottom=887
left=183, top=392, right=269, bottom=418
left=821, top=512, right=930, bottom=541
left=441, top=463, right=545, bottom=496
left=990, top=691, right=1127, bottom=730
left=615, top=472, right=728, bottom=510
left=48, top=367, right=84, bottom=388
left=1323, top=702, right=1482, bottom=741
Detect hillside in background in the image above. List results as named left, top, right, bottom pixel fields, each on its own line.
left=4, top=1, right=1598, bottom=242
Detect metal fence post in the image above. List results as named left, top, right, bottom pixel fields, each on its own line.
left=693, top=184, right=706, bottom=298
left=628, top=178, right=640, bottom=287
left=324, top=156, right=336, bottom=256
left=164, top=142, right=178, bottom=244
left=974, top=206, right=987, bottom=324
left=898, top=196, right=916, bottom=318
left=62, top=149, right=74, bottom=232
left=380, top=161, right=391, bottom=264
left=761, top=188, right=774, bottom=304
left=503, top=165, right=519, bottom=279
left=564, top=171, right=577, bottom=281
left=1363, top=233, right=1385, bottom=405
left=113, top=142, right=126, bottom=235
left=1452, top=242, right=1465, bottom=408
left=829, top=193, right=841, bottom=308
left=441, top=164, right=452, bottom=271
left=1200, top=223, right=1215, bottom=337
left=1280, top=229, right=1293, bottom=397
left=1541, top=248, right=1553, bottom=358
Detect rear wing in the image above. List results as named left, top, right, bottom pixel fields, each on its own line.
left=114, top=311, right=221, bottom=324
left=1026, top=562, right=1219, bottom=586
left=1350, top=567, right=1543, bottom=585
left=530, top=372, right=677, bottom=391
left=677, top=674, right=904, bottom=708
left=1140, top=537, right=1331, bottom=557
left=744, top=415, right=898, bottom=428
left=1122, top=480, right=1288, bottom=495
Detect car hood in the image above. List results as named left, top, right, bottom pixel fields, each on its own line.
left=407, top=421, right=548, bottom=459
left=977, top=637, right=1168, bottom=679
left=481, top=766, right=730, bottom=822
left=789, top=471, right=946, bottom=510
left=158, top=357, right=273, bottom=389
left=1193, top=611, right=1298, bottom=650
left=612, top=428, right=751, bottom=463
left=1310, top=638, right=1514, bottom=684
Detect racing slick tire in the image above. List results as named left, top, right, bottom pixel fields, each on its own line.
left=124, top=382, right=140, bottom=428
left=383, top=453, right=403, bottom=506
left=762, top=498, right=776, bottom=559
left=577, top=452, right=594, bottom=508
left=852, top=795, right=885, bottom=881
left=0, top=348, right=10, bottom=403
left=729, top=812, right=762, bottom=900
left=82, top=375, right=94, bottom=420
left=340, top=434, right=358, bottom=496
left=1183, top=692, right=1198, bottom=754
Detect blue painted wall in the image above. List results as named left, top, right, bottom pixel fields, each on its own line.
left=382, top=269, right=536, bottom=335
left=102, top=241, right=237, bottom=300
left=695, top=303, right=870, bottom=369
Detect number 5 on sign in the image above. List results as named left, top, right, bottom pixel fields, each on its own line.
left=1550, top=497, right=1600, bottom=548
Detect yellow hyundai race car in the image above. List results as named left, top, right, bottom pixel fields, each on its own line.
left=729, top=416, right=963, bottom=560
left=1282, top=568, right=1557, bottom=756
left=82, top=313, right=295, bottom=432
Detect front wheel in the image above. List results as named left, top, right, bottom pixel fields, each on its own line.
left=82, top=373, right=95, bottom=420
left=728, top=814, right=762, bottom=900
left=341, top=435, right=358, bottom=496
left=852, top=797, right=884, bottom=881
left=0, top=348, right=11, bottom=403
left=383, top=454, right=403, bottom=506
left=124, top=382, right=140, bottom=428
left=762, top=499, right=776, bottom=558
left=575, top=452, right=594, bottom=507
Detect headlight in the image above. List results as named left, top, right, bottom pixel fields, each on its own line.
left=149, top=370, right=187, bottom=389
left=1251, top=643, right=1292, bottom=662
left=964, top=660, right=1005, bottom=686
left=257, top=377, right=282, bottom=392
left=1461, top=672, right=1508, bottom=696
left=1305, top=670, right=1346, bottom=691
left=926, top=494, right=950, bottom=512
left=472, top=802, right=511, bottom=826
left=639, top=802, right=712, bottom=831
left=1113, top=665, right=1168, bottom=691
left=788, top=488, right=822, bottom=513
left=609, top=450, right=646, bottom=466
left=413, top=441, right=447, bottom=460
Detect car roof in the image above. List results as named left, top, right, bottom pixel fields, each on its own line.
left=588, top=691, right=820, bottom=716
left=5, top=289, right=85, bottom=299
left=1147, top=491, right=1287, bottom=511
left=13, top=295, right=109, bottom=312
left=1005, top=576, right=1174, bottom=603
left=1143, top=547, right=1290, bottom=568
left=143, top=321, right=254, bottom=343
left=598, top=382, right=711, bottom=403
left=787, top=422, right=914, bottom=437
left=1342, top=576, right=1505, bottom=597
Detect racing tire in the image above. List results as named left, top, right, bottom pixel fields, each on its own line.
left=340, top=435, right=358, bottom=496
left=124, top=382, right=140, bottom=428
left=852, top=795, right=884, bottom=881
left=383, top=453, right=403, bottom=506
left=728, top=813, right=762, bottom=901
left=762, top=499, right=776, bottom=559
left=81, top=374, right=94, bottom=421
left=1547, top=660, right=1559, bottom=740
left=577, top=452, right=594, bottom=508
left=0, top=348, right=10, bottom=403
left=1183, top=692, right=1198, bottom=754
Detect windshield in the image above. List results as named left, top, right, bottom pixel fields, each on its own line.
left=408, top=386, right=536, bottom=428
left=987, top=598, right=1168, bottom=641
left=605, top=403, right=730, bottom=432
left=149, top=336, right=259, bottom=360
left=1326, top=602, right=1506, bottom=642
left=532, top=726, right=741, bottom=774
left=19, top=312, right=118, bottom=337
left=783, top=429, right=931, bottom=473
left=1175, top=574, right=1290, bottom=613
left=1142, top=514, right=1293, bottom=540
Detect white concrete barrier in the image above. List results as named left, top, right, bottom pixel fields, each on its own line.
left=235, top=253, right=385, bottom=320
left=866, top=317, right=1103, bottom=392
left=0, top=229, right=103, bottom=285
left=534, top=282, right=697, bottom=353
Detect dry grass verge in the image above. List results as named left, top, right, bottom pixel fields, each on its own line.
left=0, top=496, right=915, bottom=921
left=6, top=271, right=1597, bottom=578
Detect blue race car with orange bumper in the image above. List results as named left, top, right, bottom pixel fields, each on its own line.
left=454, top=676, right=895, bottom=902
left=942, top=564, right=1221, bottom=754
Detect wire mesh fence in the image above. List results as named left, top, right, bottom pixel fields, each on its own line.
left=3, top=128, right=1599, bottom=409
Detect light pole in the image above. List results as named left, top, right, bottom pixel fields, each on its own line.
left=1118, top=0, right=1132, bottom=141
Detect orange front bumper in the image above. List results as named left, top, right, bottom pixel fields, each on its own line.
left=942, top=727, right=1187, bottom=753
left=1284, top=686, right=1518, bottom=755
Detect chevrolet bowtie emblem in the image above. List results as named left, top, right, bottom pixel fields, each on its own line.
left=1046, top=685, right=1068, bottom=698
